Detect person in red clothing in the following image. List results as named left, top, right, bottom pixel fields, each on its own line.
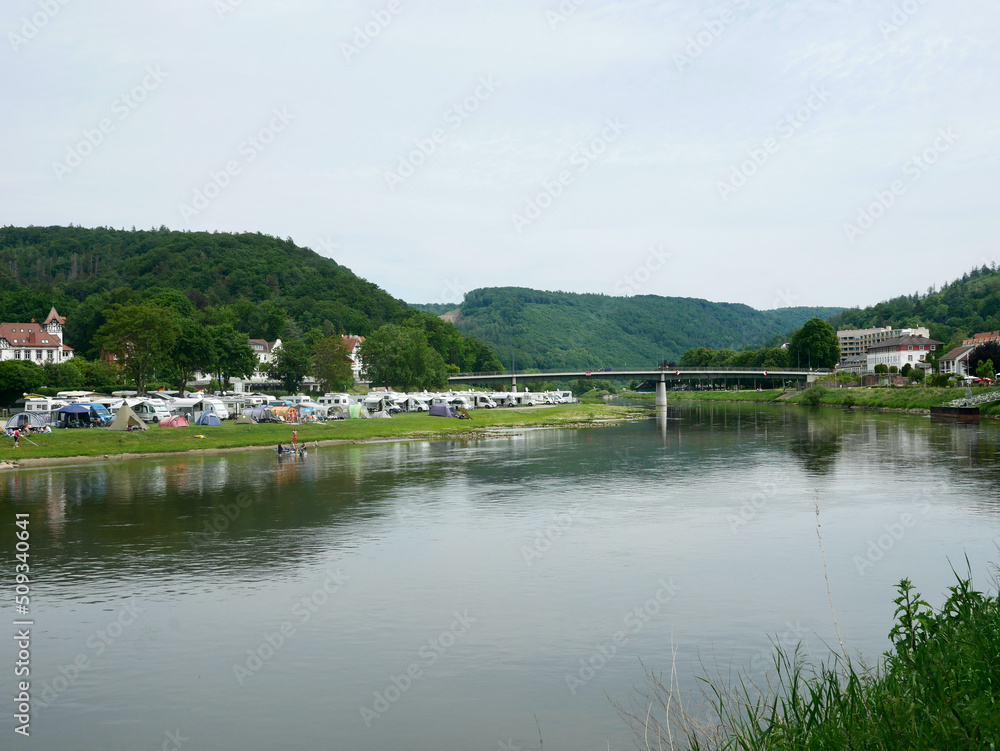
left=13, top=428, right=20, bottom=448
left=291, top=429, right=298, bottom=451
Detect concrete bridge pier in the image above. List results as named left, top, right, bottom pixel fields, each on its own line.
left=655, top=375, right=668, bottom=408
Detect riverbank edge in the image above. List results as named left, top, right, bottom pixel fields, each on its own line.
left=619, top=389, right=1000, bottom=417
left=0, top=413, right=646, bottom=471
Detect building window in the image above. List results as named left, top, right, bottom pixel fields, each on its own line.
left=909, top=355, right=913, bottom=361
left=908, top=345, right=913, bottom=351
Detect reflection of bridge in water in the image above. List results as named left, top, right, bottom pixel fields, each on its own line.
left=448, top=367, right=827, bottom=406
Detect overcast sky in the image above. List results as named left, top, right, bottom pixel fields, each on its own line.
left=3, top=0, right=998, bottom=311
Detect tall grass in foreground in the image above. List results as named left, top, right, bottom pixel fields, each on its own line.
left=615, top=571, right=1000, bottom=750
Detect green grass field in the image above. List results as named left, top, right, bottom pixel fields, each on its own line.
left=0, top=404, right=645, bottom=463
left=620, top=386, right=1000, bottom=412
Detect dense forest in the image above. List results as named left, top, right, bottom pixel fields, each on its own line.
left=0, top=225, right=501, bottom=372
left=830, top=264, right=1000, bottom=352
left=423, top=287, right=843, bottom=370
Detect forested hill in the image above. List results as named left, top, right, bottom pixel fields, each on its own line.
left=0, top=225, right=500, bottom=370
left=830, top=264, right=1000, bottom=351
left=413, top=287, right=843, bottom=370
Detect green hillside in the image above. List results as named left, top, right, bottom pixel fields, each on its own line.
left=0, top=225, right=501, bottom=372
left=416, top=287, right=842, bottom=370
left=831, top=264, right=1000, bottom=351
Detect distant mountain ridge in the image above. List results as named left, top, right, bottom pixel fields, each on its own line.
left=412, top=287, right=843, bottom=370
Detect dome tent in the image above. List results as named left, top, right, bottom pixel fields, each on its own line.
left=5, top=412, right=47, bottom=430
left=196, top=411, right=222, bottom=426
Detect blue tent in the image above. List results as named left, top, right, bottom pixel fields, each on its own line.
left=429, top=403, right=458, bottom=417
left=196, top=411, right=222, bottom=426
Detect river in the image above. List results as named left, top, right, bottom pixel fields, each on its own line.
left=3, top=402, right=999, bottom=750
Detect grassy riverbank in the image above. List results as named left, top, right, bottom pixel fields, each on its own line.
left=621, top=386, right=1000, bottom=413
left=0, top=404, right=644, bottom=465
left=621, top=572, right=1000, bottom=750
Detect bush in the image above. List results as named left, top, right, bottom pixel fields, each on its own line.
left=800, top=385, right=827, bottom=405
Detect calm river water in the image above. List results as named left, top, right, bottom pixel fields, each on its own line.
left=3, top=403, right=1000, bottom=750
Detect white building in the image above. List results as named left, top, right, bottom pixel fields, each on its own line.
left=838, top=325, right=931, bottom=362
left=939, top=345, right=974, bottom=377
left=342, top=335, right=365, bottom=382
left=866, top=335, right=941, bottom=372
left=0, top=307, right=74, bottom=364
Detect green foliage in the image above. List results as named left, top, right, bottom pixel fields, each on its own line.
left=875, top=363, right=889, bottom=374
left=42, top=360, right=84, bottom=389
left=208, top=324, right=257, bottom=389
left=910, top=368, right=925, bottom=383
left=311, top=335, right=354, bottom=392
left=0, top=225, right=499, bottom=372
left=889, top=365, right=899, bottom=374
left=622, top=569, right=1000, bottom=751
left=970, top=342, right=1000, bottom=379
left=799, top=385, right=827, bottom=405
left=97, top=303, right=180, bottom=394
left=358, top=324, right=448, bottom=390
left=930, top=373, right=951, bottom=387
left=680, top=346, right=790, bottom=369
left=448, top=287, right=840, bottom=370
left=901, top=362, right=912, bottom=376
left=0, top=360, right=46, bottom=407
left=788, top=318, right=840, bottom=369
left=268, top=339, right=312, bottom=393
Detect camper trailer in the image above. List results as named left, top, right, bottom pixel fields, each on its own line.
left=14, top=395, right=69, bottom=417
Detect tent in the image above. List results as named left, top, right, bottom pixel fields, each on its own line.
left=348, top=404, right=370, bottom=419
left=234, top=414, right=253, bottom=425
left=196, top=411, right=222, bottom=426
left=370, top=410, right=393, bottom=419
left=429, top=404, right=458, bottom=417
left=105, top=404, right=148, bottom=431
left=159, top=415, right=189, bottom=427
left=55, top=403, right=94, bottom=427
left=5, top=412, right=48, bottom=430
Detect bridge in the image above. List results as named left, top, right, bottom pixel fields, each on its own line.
left=448, top=367, right=827, bottom=407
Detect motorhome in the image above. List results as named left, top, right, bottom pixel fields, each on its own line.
left=317, top=393, right=351, bottom=419
left=169, top=396, right=228, bottom=422
left=126, top=398, right=172, bottom=424
left=12, top=395, right=69, bottom=417
left=470, top=394, right=497, bottom=409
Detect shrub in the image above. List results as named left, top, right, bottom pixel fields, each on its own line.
left=800, top=385, right=827, bottom=405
